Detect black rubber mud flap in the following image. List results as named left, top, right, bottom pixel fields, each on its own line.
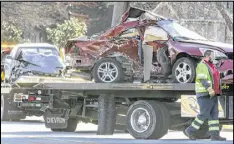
left=97, top=94, right=116, bottom=135
left=44, top=109, right=70, bottom=129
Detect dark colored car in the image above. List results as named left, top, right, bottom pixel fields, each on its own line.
left=64, top=7, right=233, bottom=84
left=3, top=43, right=66, bottom=83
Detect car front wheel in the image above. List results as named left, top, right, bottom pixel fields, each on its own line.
left=92, top=58, right=124, bottom=83
left=172, top=57, right=196, bottom=83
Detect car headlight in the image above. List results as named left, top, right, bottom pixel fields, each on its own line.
left=199, top=48, right=228, bottom=59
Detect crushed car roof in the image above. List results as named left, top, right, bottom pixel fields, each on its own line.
left=121, top=7, right=167, bottom=23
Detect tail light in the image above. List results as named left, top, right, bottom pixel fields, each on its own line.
left=29, top=96, right=36, bottom=101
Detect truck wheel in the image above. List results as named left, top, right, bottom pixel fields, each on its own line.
left=158, top=102, right=170, bottom=138
left=126, top=100, right=169, bottom=139
left=62, top=118, right=78, bottom=132
left=92, top=58, right=124, bottom=83
left=172, top=57, right=196, bottom=83
left=1, top=94, right=26, bottom=121
left=1, top=94, right=10, bottom=121
left=51, top=118, right=78, bottom=132
left=51, top=128, right=62, bottom=132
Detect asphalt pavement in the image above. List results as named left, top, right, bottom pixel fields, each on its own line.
left=1, top=117, right=233, bottom=144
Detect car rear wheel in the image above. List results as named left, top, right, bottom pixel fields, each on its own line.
left=92, top=58, right=124, bottom=83
left=172, top=57, right=196, bottom=83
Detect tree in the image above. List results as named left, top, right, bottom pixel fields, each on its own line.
left=46, top=18, right=87, bottom=48
left=215, top=2, right=233, bottom=32
left=1, top=21, right=23, bottom=43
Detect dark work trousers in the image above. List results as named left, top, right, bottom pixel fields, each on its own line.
left=186, top=96, right=220, bottom=136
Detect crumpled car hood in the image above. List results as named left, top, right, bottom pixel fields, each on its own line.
left=21, top=51, right=65, bottom=74
left=180, top=40, right=233, bottom=53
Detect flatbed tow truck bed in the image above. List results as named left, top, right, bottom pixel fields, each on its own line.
left=1, top=76, right=233, bottom=140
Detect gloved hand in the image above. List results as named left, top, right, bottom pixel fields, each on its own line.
left=207, top=87, right=215, bottom=97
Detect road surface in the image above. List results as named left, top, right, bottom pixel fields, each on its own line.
left=1, top=117, right=233, bottom=144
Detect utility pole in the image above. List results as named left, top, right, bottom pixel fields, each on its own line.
left=111, top=2, right=129, bottom=27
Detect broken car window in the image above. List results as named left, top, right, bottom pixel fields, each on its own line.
left=143, top=26, right=168, bottom=44
left=158, top=20, right=207, bottom=41
left=20, top=47, right=59, bottom=56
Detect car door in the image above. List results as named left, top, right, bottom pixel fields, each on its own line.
left=106, top=27, right=141, bottom=62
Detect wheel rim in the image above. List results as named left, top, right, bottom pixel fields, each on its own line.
left=97, top=62, right=118, bottom=83
left=175, top=62, right=192, bottom=83
left=130, top=108, right=151, bottom=133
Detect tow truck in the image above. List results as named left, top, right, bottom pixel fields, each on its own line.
left=1, top=76, right=232, bottom=139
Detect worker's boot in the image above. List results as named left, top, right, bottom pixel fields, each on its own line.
left=185, top=127, right=196, bottom=140
left=210, top=135, right=226, bottom=141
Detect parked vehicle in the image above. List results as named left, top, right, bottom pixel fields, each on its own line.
left=1, top=43, right=67, bottom=120
left=1, top=44, right=15, bottom=82
left=64, top=7, right=233, bottom=84
left=3, top=43, right=66, bottom=83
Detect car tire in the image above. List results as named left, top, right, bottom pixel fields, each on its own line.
left=172, top=57, right=196, bottom=83
left=126, top=100, right=169, bottom=139
left=92, top=58, right=124, bottom=83
left=51, top=118, right=78, bottom=132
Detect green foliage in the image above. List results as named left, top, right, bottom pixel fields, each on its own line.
left=46, top=18, right=87, bottom=48
left=1, top=21, right=23, bottom=43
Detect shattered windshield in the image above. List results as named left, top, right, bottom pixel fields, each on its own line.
left=21, top=47, right=59, bottom=56
left=158, top=20, right=207, bottom=41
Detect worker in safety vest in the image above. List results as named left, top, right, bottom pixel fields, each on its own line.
left=185, top=50, right=226, bottom=141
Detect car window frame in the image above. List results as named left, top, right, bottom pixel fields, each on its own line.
left=118, top=27, right=141, bottom=38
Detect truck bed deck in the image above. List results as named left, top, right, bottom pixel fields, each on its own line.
left=1, top=76, right=195, bottom=91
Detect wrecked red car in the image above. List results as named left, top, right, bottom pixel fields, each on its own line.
left=64, top=7, right=233, bottom=84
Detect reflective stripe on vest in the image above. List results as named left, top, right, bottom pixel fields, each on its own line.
left=195, top=61, right=213, bottom=94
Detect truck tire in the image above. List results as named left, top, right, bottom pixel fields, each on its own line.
left=157, top=102, right=170, bottom=138
left=126, top=100, right=169, bottom=139
left=1, top=94, right=10, bottom=121
left=172, top=57, right=196, bottom=83
left=1, top=94, right=26, bottom=121
left=51, top=118, right=78, bottom=132
left=92, top=58, right=124, bottom=83
left=62, top=118, right=78, bottom=132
